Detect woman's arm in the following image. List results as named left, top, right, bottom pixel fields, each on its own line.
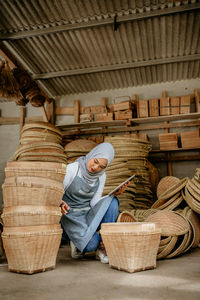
left=60, top=162, right=79, bottom=214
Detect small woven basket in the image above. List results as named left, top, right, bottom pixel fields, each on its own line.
left=100, top=222, right=161, bottom=273
left=2, top=176, right=64, bottom=207
left=5, top=161, right=66, bottom=182
left=1, top=206, right=62, bottom=227
left=2, top=224, right=62, bottom=274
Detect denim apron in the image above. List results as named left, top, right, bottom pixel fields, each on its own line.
left=60, top=171, right=113, bottom=252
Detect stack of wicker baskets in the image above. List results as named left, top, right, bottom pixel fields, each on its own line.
left=1, top=161, right=65, bottom=274
left=64, top=139, right=97, bottom=163
left=146, top=210, right=195, bottom=259
left=151, top=177, right=188, bottom=210
left=104, top=136, right=153, bottom=211
left=185, top=171, right=200, bottom=214
left=100, top=222, right=161, bottom=273
left=13, top=122, right=67, bottom=164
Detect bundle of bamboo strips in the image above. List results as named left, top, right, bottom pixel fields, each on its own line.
left=0, top=60, right=23, bottom=103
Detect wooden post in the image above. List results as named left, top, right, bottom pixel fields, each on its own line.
left=41, top=105, right=48, bottom=122
left=46, top=98, right=55, bottom=124
left=194, top=89, right=199, bottom=112
left=19, top=106, right=26, bottom=137
left=102, top=97, right=107, bottom=107
left=74, top=100, right=80, bottom=123
left=162, top=91, right=167, bottom=98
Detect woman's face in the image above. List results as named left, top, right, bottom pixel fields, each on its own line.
left=87, top=158, right=108, bottom=173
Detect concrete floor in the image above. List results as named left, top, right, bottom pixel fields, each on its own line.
left=0, top=246, right=200, bottom=300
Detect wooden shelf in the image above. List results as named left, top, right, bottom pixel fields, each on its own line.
left=151, top=147, right=200, bottom=153
left=130, top=112, right=200, bottom=124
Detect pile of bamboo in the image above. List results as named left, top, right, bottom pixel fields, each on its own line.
left=64, top=139, right=97, bottom=163
left=13, top=122, right=67, bottom=164
left=104, top=136, right=153, bottom=210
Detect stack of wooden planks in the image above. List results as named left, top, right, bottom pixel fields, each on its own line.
left=159, top=133, right=179, bottom=150
left=181, top=130, right=200, bottom=149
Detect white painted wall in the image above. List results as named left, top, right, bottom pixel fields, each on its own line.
left=0, top=79, right=200, bottom=208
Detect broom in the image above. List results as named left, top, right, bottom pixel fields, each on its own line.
left=0, top=60, right=23, bottom=103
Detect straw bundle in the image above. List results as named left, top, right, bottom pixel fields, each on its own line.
left=13, top=68, right=45, bottom=107
left=2, top=225, right=62, bottom=274
left=100, top=222, right=161, bottom=273
left=0, top=60, right=23, bottom=103
left=104, top=136, right=153, bottom=210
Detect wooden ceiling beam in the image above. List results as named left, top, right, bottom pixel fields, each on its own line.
left=0, top=3, right=199, bottom=40
left=32, top=54, right=200, bottom=80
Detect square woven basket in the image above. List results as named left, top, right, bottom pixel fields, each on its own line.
left=2, top=224, right=62, bottom=274
left=100, top=222, right=161, bottom=273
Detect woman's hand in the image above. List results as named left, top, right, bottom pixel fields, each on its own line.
left=60, top=200, right=70, bottom=215
left=113, top=181, right=130, bottom=196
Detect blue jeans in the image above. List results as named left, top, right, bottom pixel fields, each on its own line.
left=84, top=196, right=119, bottom=253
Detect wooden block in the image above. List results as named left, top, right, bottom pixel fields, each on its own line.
left=180, top=95, right=191, bottom=114
left=114, top=110, right=132, bottom=120
left=137, top=100, right=149, bottom=118
left=160, top=97, right=170, bottom=116
left=149, top=98, right=159, bottom=117
left=112, top=101, right=132, bottom=112
left=181, top=131, right=200, bottom=148
left=80, top=113, right=94, bottom=123
left=170, top=97, right=180, bottom=115
left=130, top=132, right=148, bottom=141
left=96, top=112, right=113, bottom=121
left=159, top=133, right=178, bottom=150
left=82, top=105, right=107, bottom=114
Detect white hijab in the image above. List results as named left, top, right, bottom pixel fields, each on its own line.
left=76, top=142, right=114, bottom=184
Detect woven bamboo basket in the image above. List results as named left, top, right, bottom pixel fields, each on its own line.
left=185, top=186, right=200, bottom=214
left=156, top=178, right=188, bottom=202
left=21, top=122, right=62, bottom=137
left=5, top=161, right=66, bottom=182
left=1, top=206, right=62, bottom=226
left=157, top=176, right=180, bottom=198
left=185, top=208, right=200, bottom=248
left=2, top=176, right=64, bottom=207
left=131, top=209, right=158, bottom=222
left=146, top=210, right=190, bottom=236
left=100, top=222, right=161, bottom=273
left=2, top=224, right=62, bottom=274
left=157, top=236, right=178, bottom=259
left=117, top=211, right=136, bottom=222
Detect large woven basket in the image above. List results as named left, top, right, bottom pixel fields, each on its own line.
left=100, top=222, right=161, bottom=273
left=146, top=210, right=190, bottom=236
left=2, top=176, right=64, bottom=207
left=157, top=176, right=180, bottom=198
left=1, top=206, right=62, bottom=226
left=2, top=224, right=62, bottom=274
left=5, top=161, right=66, bottom=182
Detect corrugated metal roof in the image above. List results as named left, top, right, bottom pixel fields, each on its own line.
left=0, top=0, right=200, bottom=97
